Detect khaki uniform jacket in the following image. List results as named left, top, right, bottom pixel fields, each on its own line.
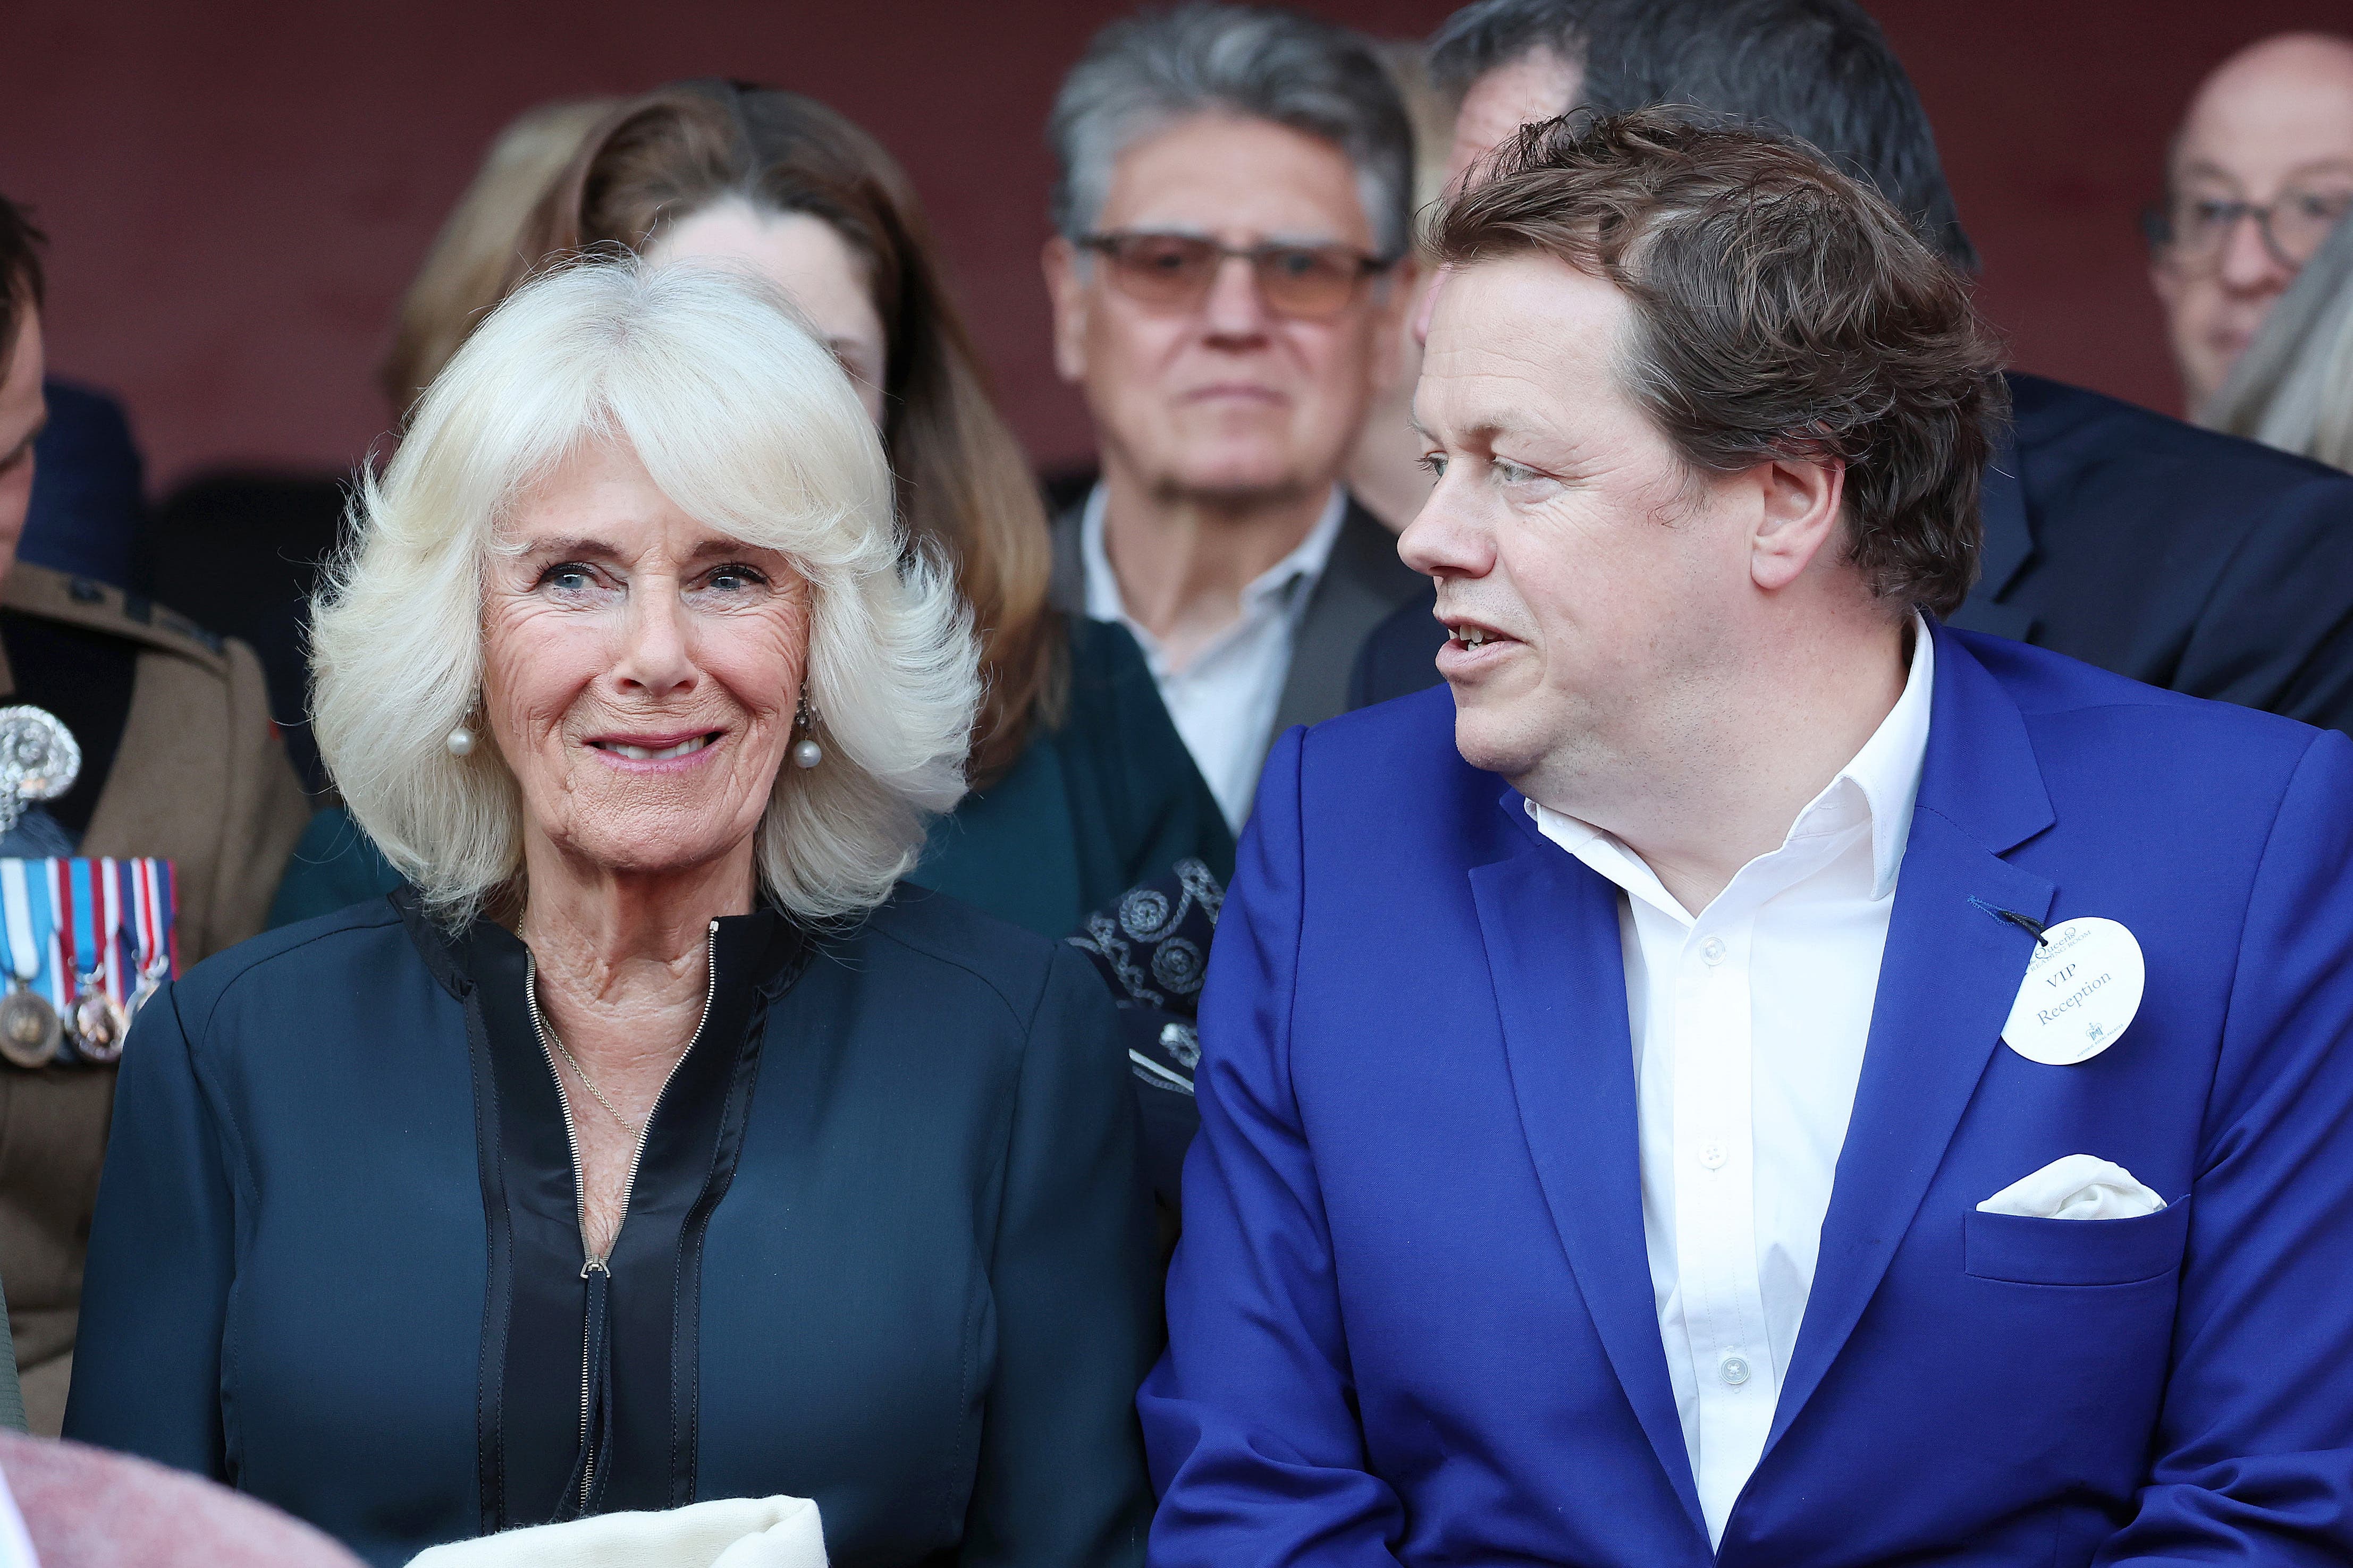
left=0, top=564, right=311, bottom=1433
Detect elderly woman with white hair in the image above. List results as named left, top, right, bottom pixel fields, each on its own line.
left=61, top=263, right=1158, bottom=1568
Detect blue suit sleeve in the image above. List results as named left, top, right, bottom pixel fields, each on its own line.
left=1137, top=726, right=1408, bottom=1566
left=2097, top=729, right=2353, bottom=1563
left=61, top=981, right=235, bottom=1478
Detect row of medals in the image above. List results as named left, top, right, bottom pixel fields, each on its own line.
left=0, top=960, right=159, bottom=1070
left=0, top=703, right=140, bottom=1070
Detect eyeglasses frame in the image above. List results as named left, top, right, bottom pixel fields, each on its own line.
left=2140, top=185, right=2353, bottom=273
left=1076, top=231, right=1396, bottom=319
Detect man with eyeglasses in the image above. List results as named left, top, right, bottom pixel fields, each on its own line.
left=2150, top=32, right=2353, bottom=418
left=1352, top=0, right=2353, bottom=747
left=1042, top=3, right=1423, bottom=833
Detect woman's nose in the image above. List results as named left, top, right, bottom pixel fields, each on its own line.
left=613, top=584, right=699, bottom=696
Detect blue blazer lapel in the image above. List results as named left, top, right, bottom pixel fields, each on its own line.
left=1469, top=816, right=1707, bottom=1540
left=1766, top=625, right=2056, bottom=1454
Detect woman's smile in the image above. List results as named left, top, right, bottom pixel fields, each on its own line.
left=584, top=727, right=729, bottom=770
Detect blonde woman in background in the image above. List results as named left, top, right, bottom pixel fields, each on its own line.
left=378, top=99, right=617, bottom=418
left=2204, top=210, right=2353, bottom=472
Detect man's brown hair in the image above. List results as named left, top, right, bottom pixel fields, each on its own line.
left=1434, top=108, right=2006, bottom=616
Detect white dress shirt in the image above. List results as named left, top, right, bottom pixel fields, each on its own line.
left=1532, top=617, right=1935, bottom=1546
left=1082, top=483, right=1348, bottom=831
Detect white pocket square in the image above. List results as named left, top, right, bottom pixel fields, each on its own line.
left=1977, top=1154, right=2165, bottom=1219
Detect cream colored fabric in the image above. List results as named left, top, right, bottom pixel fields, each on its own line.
left=406, top=1496, right=824, bottom=1568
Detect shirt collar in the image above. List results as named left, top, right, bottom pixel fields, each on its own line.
left=1840, top=611, right=1936, bottom=900
left=1532, top=612, right=1936, bottom=911
left=1080, top=481, right=1351, bottom=634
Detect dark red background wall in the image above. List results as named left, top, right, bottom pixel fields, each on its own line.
left=3, top=0, right=2348, bottom=492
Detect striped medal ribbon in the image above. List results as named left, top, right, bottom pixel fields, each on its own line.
left=0, top=861, right=60, bottom=1069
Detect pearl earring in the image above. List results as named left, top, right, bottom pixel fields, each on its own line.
left=445, top=726, right=475, bottom=758
left=792, top=696, right=822, bottom=770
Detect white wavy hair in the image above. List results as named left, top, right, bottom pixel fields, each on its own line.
left=310, top=259, right=978, bottom=927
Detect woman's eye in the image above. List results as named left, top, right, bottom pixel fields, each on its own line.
left=704, top=564, right=769, bottom=594
left=537, top=563, right=599, bottom=594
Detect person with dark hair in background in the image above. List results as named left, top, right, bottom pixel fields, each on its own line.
left=1352, top=0, right=2353, bottom=745
left=0, top=193, right=309, bottom=1437
left=1149, top=107, right=2353, bottom=1567
left=1042, top=4, right=1427, bottom=835
left=275, top=81, right=1230, bottom=949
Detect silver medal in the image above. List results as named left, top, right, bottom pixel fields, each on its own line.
left=0, top=707, right=80, bottom=838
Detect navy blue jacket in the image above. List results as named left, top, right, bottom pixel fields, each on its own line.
left=64, top=887, right=1158, bottom=1567
left=1150, top=625, right=2353, bottom=1564
left=1352, top=374, right=2353, bottom=736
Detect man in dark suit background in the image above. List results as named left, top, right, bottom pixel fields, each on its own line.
left=1353, top=0, right=2353, bottom=734
left=1041, top=5, right=1426, bottom=832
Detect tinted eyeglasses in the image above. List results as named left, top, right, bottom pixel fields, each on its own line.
left=2141, top=184, right=2353, bottom=272
left=1079, top=232, right=1392, bottom=320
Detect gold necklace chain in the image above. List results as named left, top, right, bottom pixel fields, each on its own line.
left=529, top=973, right=638, bottom=1133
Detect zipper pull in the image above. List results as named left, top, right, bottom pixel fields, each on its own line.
left=580, top=1256, right=610, bottom=1280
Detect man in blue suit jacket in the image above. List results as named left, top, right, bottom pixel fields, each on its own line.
left=1142, top=111, right=2353, bottom=1565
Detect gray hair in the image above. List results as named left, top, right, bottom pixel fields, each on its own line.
left=1049, top=3, right=1414, bottom=262
left=311, top=259, right=978, bottom=928
left=2203, top=210, right=2353, bottom=472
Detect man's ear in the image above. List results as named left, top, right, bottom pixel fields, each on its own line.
left=1748, top=454, right=1846, bottom=592
left=1041, top=237, right=1089, bottom=385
